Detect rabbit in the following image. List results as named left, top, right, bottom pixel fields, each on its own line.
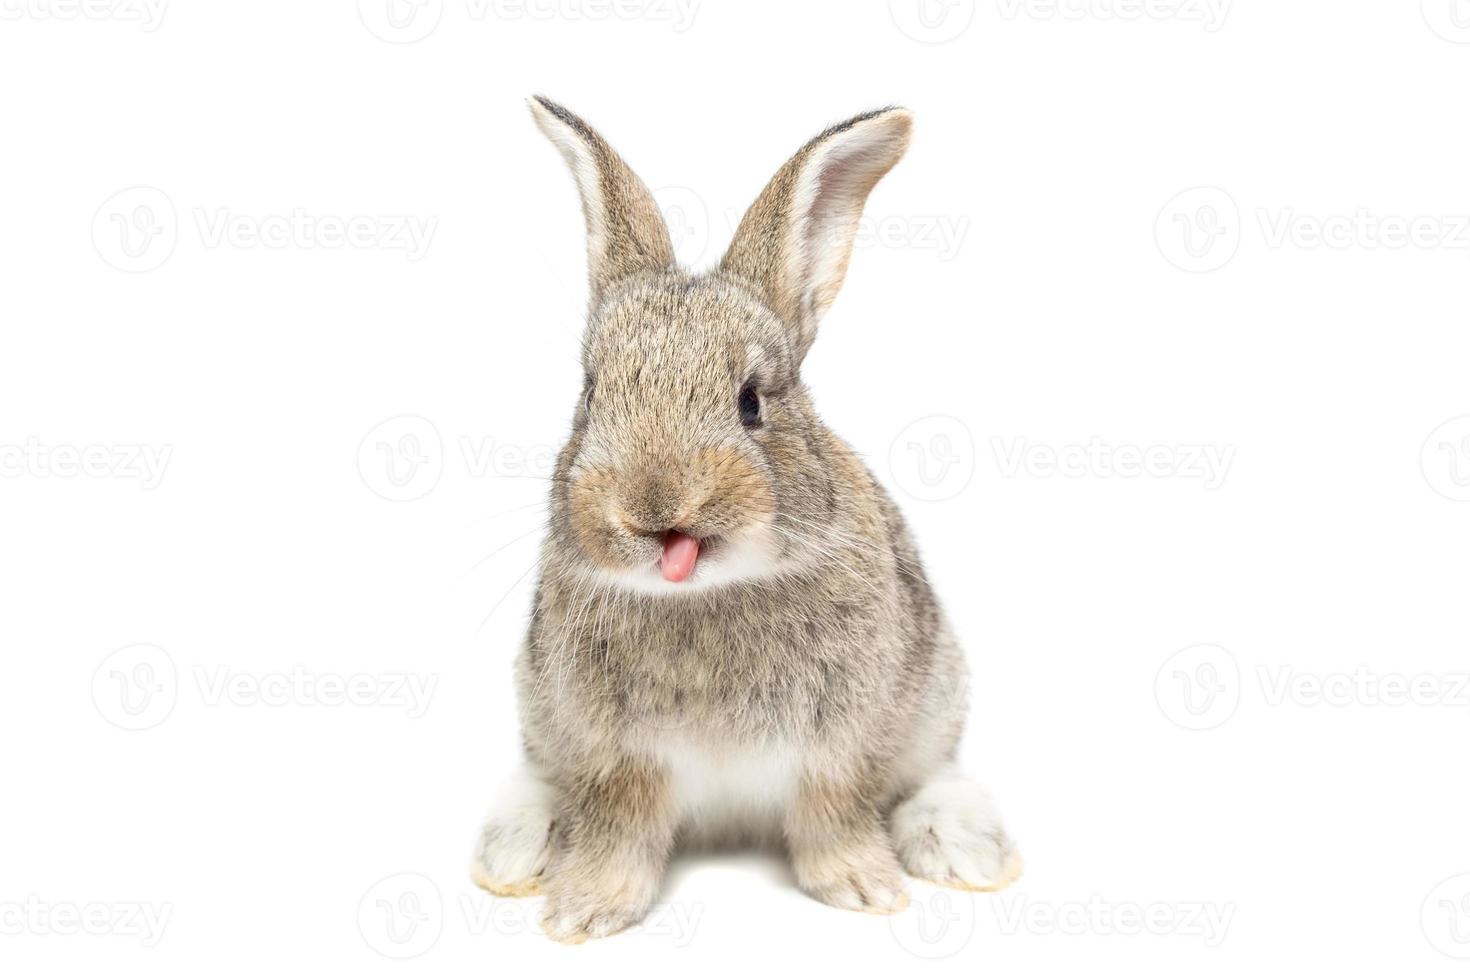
left=470, top=96, right=1022, bottom=944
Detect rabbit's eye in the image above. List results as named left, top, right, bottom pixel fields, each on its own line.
left=738, top=383, right=761, bottom=428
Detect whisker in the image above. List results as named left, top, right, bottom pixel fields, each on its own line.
left=460, top=521, right=550, bottom=580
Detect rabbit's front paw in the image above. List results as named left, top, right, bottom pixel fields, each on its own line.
left=538, top=860, right=660, bottom=944
left=793, top=838, right=910, bottom=915
left=891, top=771, right=1024, bottom=892
left=469, top=767, right=555, bottom=897
left=803, top=862, right=910, bottom=915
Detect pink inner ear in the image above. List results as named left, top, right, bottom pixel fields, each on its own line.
left=793, top=121, right=912, bottom=324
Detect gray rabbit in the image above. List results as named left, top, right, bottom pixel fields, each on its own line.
left=471, top=97, right=1021, bottom=943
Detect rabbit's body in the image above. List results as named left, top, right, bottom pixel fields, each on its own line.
left=519, top=415, right=961, bottom=840
left=472, top=100, right=1021, bottom=942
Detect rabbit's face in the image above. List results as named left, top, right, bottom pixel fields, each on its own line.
left=561, top=274, right=797, bottom=592
left=528, top=97, right=911, bottom=591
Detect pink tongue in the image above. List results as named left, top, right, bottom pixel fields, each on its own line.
left=660, top=531, right=700, bottom=583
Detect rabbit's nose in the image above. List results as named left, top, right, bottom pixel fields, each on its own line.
left=614, top=466, right=701, bottom=534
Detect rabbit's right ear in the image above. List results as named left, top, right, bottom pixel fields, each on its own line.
left=529, top=96, right=676, bottom=308
left=720, top=108, right=912, bottom=363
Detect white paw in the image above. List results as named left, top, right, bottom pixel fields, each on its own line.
left=806, top=866, right=911, bottom=915
left=539, top=861, right=661, bottom=943
left=794, top=836, right=911, bottom=916
left=469, top=766, right=555, bottom=897
left=891, top=771, right=1024, bottom=892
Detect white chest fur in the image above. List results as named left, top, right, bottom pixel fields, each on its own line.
left=655, top=737, right=803, bottom=845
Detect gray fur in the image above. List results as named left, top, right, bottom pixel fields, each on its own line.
left=472, top=99, right=1021, bottom=943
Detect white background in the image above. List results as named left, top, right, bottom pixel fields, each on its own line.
left=3, top=0, right=1469, bottom=975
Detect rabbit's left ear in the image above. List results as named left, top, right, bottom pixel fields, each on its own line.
left=720, top=107, right=912, bottom=361
left=529, top=96, right=676, bottom=308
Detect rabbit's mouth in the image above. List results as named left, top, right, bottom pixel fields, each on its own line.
left=658, top=530, right=703, bottom=583
left=578, top=522, right=785, bottom=596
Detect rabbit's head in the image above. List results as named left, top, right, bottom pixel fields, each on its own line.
left=530, top=97, right=911, bottom=593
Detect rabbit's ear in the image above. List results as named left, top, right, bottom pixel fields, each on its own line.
left=529, top=96, right=676, bottom=306
left=720, top=107, right=912, bottom=361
